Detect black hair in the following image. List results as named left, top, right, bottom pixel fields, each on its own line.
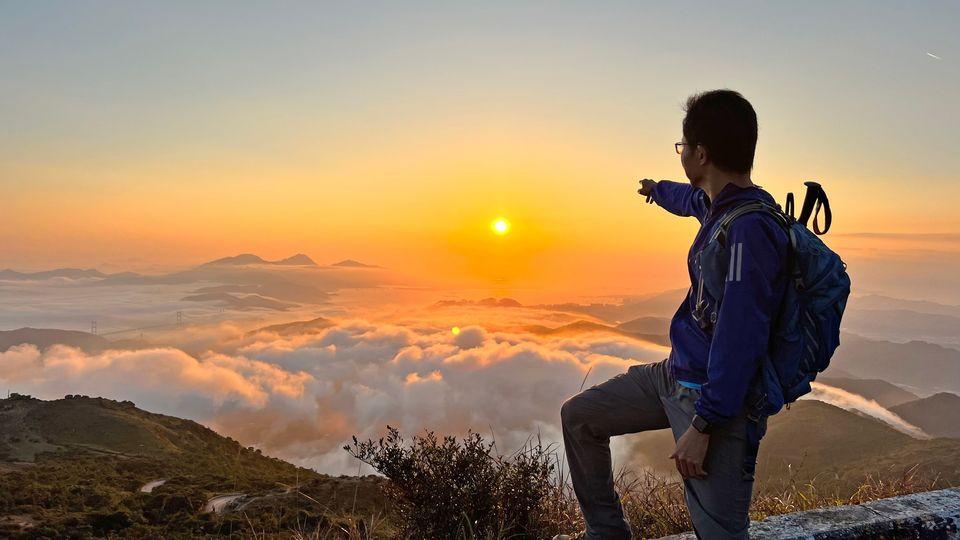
left=682, top=89, right=758, bottom=174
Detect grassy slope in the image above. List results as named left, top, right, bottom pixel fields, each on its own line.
left=890, top=392, right=960, bottom=439
left=0, top=395, right=388, bottom=538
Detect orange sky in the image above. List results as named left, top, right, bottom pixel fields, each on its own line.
left=2, top=3, right=958, bottom=301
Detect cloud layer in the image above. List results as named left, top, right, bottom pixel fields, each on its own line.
left=802, top=382, right=929, bottom=438
left=0, top=316, right=669, bottom=474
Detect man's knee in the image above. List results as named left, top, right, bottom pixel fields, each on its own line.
left=561, top=393, right=589, bottom=428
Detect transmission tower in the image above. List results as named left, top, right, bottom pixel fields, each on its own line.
left=91, top=320, right=98, bottom=335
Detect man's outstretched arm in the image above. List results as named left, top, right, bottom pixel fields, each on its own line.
left=638, top=179, right=708, bottom=222
left=694, top=215, right=786, bottom=425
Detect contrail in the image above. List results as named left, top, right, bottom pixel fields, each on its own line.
left=803, top=383, right=929, bottom=439
left=926, top=52, right=942, bottom=60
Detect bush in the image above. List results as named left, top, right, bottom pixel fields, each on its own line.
left=88, top=510, right=136, bottom=534
left=345, top=427, right=560, bottom=539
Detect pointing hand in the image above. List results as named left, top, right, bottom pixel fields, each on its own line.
left=637, top=178, right=658, bottom=203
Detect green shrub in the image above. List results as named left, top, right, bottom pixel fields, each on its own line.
left=345, top=427, right=559, bottom=539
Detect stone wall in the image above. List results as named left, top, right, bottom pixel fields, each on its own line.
left=658, top=487, right=959, bottom=539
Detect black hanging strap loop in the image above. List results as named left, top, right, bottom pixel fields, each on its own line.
left=784, top=192, right=795, bottom=219
left=797, top=181, right=832, bottom=235
left=812, top=194, right=832, bottom=235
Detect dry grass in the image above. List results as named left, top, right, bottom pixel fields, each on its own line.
left=239, top=434, right=949, bottom=539
left=750, top=462, right=941, bottom=521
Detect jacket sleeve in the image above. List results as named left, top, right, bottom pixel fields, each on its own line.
left=694, top=215, right=787, bottom=426
left=651, top=180, right=708, bottom=223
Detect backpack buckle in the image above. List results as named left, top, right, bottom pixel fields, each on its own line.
left=794, top=276, right=806, bottom=292
left=746, top=392, right=767, bottom=422
left=691, top=299, right=713, bottom=331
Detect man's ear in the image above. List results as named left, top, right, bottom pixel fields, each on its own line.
left=696, top=145, right=709, bottom=167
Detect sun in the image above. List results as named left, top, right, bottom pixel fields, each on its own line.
left=491, top=218, right=510, bottom=235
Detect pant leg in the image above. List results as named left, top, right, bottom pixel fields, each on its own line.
left=561, top=358, right=676, bottom=539
left=661, top=384, right=756, bottom=539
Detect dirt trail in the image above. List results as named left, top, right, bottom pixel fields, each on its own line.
left=139, top=479, right=167, bottom=493
left=204, top=493, right=247, bottom=513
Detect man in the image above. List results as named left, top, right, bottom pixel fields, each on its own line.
left=556, top=89, right=790, bottom=539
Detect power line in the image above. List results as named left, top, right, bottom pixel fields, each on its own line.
left=94, top=309, right=229, bottom=337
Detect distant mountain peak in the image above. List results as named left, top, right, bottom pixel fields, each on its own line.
left=430, top=297, right=523, bottom=309
left=0, top=268, right=107, bottom=280
left=331, top=259, right=380, bottom=268
left=478, top=297, right=522, bottom=307
left=276, top=253, right=317, bottom=266
left=203, top=254, right=268, bottom=266
left=201, top=253, right=319, bottom=267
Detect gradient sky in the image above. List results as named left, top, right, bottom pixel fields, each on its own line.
left=2, top=1, right=958, bottom=299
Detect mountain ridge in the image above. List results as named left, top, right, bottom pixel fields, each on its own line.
left=0, top=268, right=107, bottom=281
left=890, top=392, right=960, bottom=439
left=0, top=394, right=387, bottom=536
left=200, top=253, right=319, bottom=267
left=0, top=328, right=114, bottom=353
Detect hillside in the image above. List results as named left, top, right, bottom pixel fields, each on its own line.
left=841, top=308, right=960, bottom=348
left=830, top=333, right=960, bottom=395
left=0, top=328, right=113, bottom=353
left=0, top=395, right=388, bottom=538
left=248, top=316, right=335, bottom=336
left=891, top=393, right=960, bottom=439
left=615, top=316, right=671, bottom=336
left=522, top=320, right=670, bottom=346
left=532, top=287, right=688, bottom=323
left=619, top=400, right=960, bottom=493
left=851, top=294, right=960, bottom=317
left=756, top=401, right=958, bottom=483
left=180, top=292, right=298, bottom=311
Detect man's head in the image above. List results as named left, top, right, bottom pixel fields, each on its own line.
left=678, top=89, right=758, bottom=187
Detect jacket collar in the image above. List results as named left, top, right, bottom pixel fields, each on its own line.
left=705, top=181, right=775, bottom=220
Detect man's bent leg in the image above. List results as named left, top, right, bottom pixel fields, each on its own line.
left=662, top=385, right=755, bottom=539
left=561, top=359, right=674, bottom=539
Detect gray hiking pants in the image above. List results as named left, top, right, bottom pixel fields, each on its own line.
left=561, top=358, right=755, bottom=539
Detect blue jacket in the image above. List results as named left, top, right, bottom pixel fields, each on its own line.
left=650, top=180, right=790, bottom=426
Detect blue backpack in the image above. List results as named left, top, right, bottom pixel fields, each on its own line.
left=695, top=181, right=852, bottom=480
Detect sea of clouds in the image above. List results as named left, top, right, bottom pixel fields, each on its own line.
left=0, top=280, right=936, bottom=477
left=0, top=309, right=671, bottom=474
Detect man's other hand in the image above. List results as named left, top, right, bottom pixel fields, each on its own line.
left=669, top=425, right=710, bottom=479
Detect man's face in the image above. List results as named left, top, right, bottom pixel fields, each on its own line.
left=680, top=135, right=705, bottom=187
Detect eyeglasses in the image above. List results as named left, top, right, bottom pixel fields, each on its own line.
left=675, top=142, right=695, bottom=154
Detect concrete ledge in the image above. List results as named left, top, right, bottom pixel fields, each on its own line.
left=658, top=487, right=960, bottom=539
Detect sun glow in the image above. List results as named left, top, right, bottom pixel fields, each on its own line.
left=492, top=218, right=510, bottom=235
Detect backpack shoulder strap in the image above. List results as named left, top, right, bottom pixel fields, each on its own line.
left=692, top=200, right=790, bottom=330
left=710, top=201, right=790, bottom=247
